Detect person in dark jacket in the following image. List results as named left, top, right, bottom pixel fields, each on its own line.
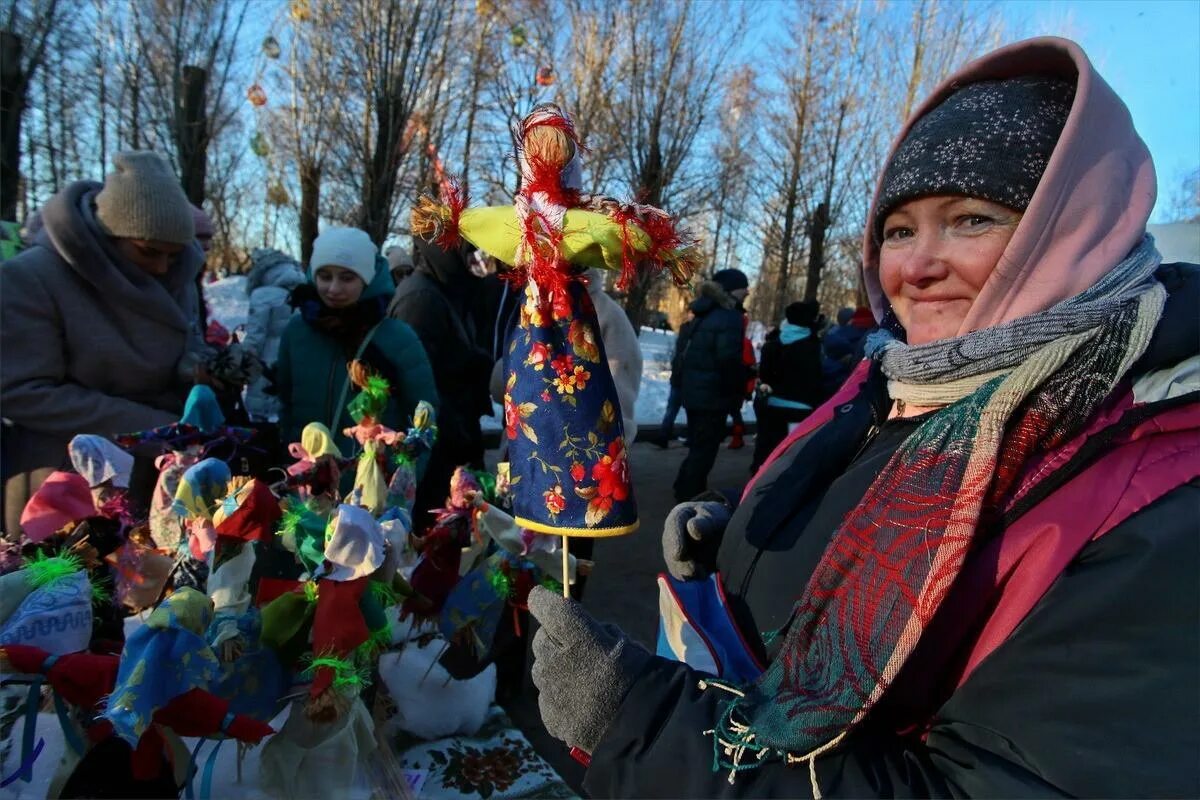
left=672, top=269, right=749, bottom=502
left=654, top=313, right=695, bottom=447
left=523, top=37, right=1200, bottom=798
left=822, top=305, right=877, bottom=395
left=750, top=300, right=824, bottom=472
left=389, top=238, right=494, bottom=528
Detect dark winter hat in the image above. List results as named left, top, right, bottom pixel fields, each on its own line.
left=874, top=76, right=1075, bottom=241
left=95, top=151, right=195, bottom=245
left=711, top=268, right=749, bottom=294
left=785, top=300, right=820, bottom=327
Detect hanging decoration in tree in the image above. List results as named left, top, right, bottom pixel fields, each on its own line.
left=508, top=25, right=527, bottom=48
left=475, top=0, right=495, bottom=16
left=536, top=65, right=555, bottom=87
left=251, top=131, right=270, bottom=158
left=262, top=36, right=281, bottom=59
left=289, top=0, right=311, bottom=23
left=246, top=84, right=268, bottom=108
left=412, top=104, right=700, bottom=595
left=267, top=181, right=290, bottom=207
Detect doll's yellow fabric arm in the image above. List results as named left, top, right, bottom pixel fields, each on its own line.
left=458, top=206, right=652, bottom=271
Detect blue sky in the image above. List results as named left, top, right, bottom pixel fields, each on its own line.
left=1005, top=0, right=1200, bottom=220
left=738, top=0, right=1199, bottom=222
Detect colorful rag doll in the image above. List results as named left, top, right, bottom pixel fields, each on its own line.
left=412, top=104, right=698, bottom=578
left=283, top=422, right=354, bottom=504
left=0, top=553, right=98, bottom=656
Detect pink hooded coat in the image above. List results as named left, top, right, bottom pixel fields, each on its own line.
left=862, top=36, right=1157, bottom=335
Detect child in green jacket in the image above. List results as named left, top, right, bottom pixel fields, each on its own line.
left=275, top=227, right=438, bottom=463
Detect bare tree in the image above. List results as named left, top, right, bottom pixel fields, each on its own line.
left=266, top=0, right=350, bottom=263
left=332, top=0, right=454, bottom=245
left=607, top=0, right=745, bottom=327
left=1, top=0, right=74, bottom=219
left=129, top=0, right=250, bottom=205
left=1163, top=166, right=1200, bottom=224
left=705, top=65, right=758, bottom=275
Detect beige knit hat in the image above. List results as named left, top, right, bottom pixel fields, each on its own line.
left=95, top=151, right=195, bottom=245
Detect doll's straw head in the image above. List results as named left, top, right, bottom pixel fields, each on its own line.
left=517, top=104, right=583, bottom=193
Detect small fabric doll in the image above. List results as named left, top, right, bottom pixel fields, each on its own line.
left=0, top=553, right=97, bottom=655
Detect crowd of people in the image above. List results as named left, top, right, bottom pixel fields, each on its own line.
left=0, top=34, right=1195, bottom=799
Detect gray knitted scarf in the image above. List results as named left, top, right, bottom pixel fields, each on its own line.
left=867, top=236, right=1164, bottom=405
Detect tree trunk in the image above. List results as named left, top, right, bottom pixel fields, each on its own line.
left=621, top=146, right=665, bottom=329
left=0, top=31, right=25, bottom=221
left=177, top=65, right=209, bottom=206
left=803, top=201, right=829, bottom=303
left=298, top=158, right=321, bottom=267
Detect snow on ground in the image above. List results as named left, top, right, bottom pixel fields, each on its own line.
left=203, top=280, right=753, bottom=433
left=204, top=275, right=249, bottom=333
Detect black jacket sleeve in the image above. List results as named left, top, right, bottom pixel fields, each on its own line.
left=583, top=481, right=1200, bottom=798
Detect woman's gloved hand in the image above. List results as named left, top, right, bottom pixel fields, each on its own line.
left=528, top=586, right=651, bottom=754
left=662, top=500, right=731, bottom=580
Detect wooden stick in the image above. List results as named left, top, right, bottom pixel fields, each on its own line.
left=562, top=534, right=570, bottom=598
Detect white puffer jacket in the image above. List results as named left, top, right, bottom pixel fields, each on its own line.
left=243, top=249, right=304, bottom=421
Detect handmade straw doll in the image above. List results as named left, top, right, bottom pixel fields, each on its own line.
left=404, top=468, right=481, bottom=620
left=68, top=434, right=135, bottom=513
left=0, top=552, right=99, bottom=656
left=412, top=104, right=699, bottom=589
left=292, top=504, right=393, bottom=723
left=0, top=642, right=274, bottom=796
left=115, top=385, right=257, bottom=556
left=438, top=466, right=588, bottom=658
left=281, top=422, right=354, bottom=509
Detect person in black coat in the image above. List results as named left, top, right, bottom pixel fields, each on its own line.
left=672, top=269, right=748, bottom=502
left=750, top=300, right=825, bottom=472
left=388, top=239, right=493, bottom=528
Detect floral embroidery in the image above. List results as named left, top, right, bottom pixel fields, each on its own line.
left=586, top=439, right=630, bottom=525
left=568, top=319, right=600, bottom=363
left=503, top=372, right=538, bottom=443
left=569, top=461, right=585, bottom=482
left=519, top=295, right=545, bottom=330
left=543, top=485, right=566, bottom=517
left=552, top=365, right=591, bottom=396
left=550, top=354, right=574, bottom=376
left=524, top=341, right=550, bottom=371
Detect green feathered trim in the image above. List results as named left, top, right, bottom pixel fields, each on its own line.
left=278, top=502, right=306, bottom=537
left=359, top=624, right=393, bottom=657
left=487, top=567, right=513, bottom=599
left=303, top=580, right=319, bottom=604
left=302, top=654, right=371, bottom=690
left=90, top=575, right=111, bottom=604
left=540, top=574, right=563, bottom=595
left=347, top=374, right=391, bottom=424
left=368, top=579, right=398, bottom=607
left=23, top=552, right=83, bottom=589
left=364, top=375, right=391, bottom=402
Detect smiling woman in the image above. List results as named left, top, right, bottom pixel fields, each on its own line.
left=879, top=196, right=1022, bottom=345
left=523, top=36, right=1200, bottom=799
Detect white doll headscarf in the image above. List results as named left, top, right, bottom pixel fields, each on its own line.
left=69, top=434, right=134, bottom=488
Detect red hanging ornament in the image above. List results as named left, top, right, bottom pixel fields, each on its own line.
left=536, top=65, right=555, bottom=87
left=246, top=84, right=268, bottom=107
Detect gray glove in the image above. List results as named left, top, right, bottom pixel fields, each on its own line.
left=662, top=500, right=732, bottom=580
left=528, top=585, right=651, bottom=754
